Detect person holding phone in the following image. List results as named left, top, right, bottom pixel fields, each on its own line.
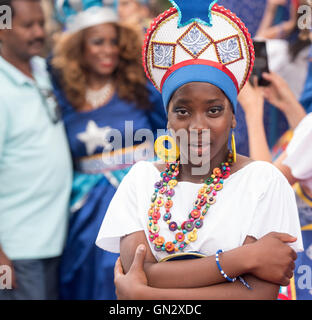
left=238, top=72, right=312, bottom=299
left=254, top=0, right=310, bottom=154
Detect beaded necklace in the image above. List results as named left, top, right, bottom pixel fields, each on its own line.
left=148, top=152, right=234, bottom=254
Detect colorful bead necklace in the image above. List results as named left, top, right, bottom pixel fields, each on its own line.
left=148, top=152, right=234, bottom=254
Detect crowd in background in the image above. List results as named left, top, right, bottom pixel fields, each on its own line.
left=0, top=0, right=311, bottom=300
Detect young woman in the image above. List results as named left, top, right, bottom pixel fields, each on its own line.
left=49, top=2, right=166, bottom=300
left=96, top=1, right=303, bottom=299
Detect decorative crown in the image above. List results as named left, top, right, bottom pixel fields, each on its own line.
left=142, top=0, right=255, bottom=110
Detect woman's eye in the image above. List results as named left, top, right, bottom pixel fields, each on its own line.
left=90, top=38, right=104, bottom=45
left=207, top=106, right=223, bottom=115
left=174, top=108, right=189, bottom=116
left=178, top=110, right=188, bottom=115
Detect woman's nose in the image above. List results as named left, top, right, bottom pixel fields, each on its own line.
left=102, top=43, right=116, bottom=55
left=189, top=113, right=208, bottom=132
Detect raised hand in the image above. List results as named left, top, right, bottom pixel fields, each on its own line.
left=261, top=72, right=306, bottom=128
left=238, top=77, right=265, bottom=119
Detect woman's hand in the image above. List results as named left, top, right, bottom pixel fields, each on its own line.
left=238, top=77, right=265, bottom=120
left=114, top=244, right=148, bottom=300
left=238, top=78, right=273, bottom=161
left=261, top=72, right=297, bottom=112
left=248, top=232, right=297, bottom=286
left=261, top=72, right=306, bottom=128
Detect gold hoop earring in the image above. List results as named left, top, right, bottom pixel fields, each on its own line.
left=154, top=135, right=180, bottom=162
left=231, top=131, right=237, bottom=163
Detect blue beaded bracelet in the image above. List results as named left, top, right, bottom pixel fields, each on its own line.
left=215, top=249, right=252, bottom=290
left=216, top=249, right=236, bottom=282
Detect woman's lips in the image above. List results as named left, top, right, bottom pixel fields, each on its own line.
left=99, top=60, right=115, bottom=68
left=189, top=143, right=211, bottom=155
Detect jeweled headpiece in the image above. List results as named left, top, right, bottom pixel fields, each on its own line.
left=142, top=0, right=255, bottom=111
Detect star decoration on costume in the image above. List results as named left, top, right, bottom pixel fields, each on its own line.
left=169, top=0, right=218, bottom=28
left=77, top=120, right=113, bottom=155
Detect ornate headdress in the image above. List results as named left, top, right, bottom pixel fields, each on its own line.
left=55, top=0, right=118, bottom=33
left=142, top=0, right=255, bottom=111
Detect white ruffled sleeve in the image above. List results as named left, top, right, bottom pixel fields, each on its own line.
left=283, top=113, right=312, bottom=183
left=247, top=172, right=304, bottom=252
left=96, top=162, right=144, bottom=253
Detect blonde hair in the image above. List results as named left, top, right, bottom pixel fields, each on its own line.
left=52, top=24, right=150, bottom=110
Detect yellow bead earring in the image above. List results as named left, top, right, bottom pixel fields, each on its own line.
left=154, top=135, right=180, bottom=162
